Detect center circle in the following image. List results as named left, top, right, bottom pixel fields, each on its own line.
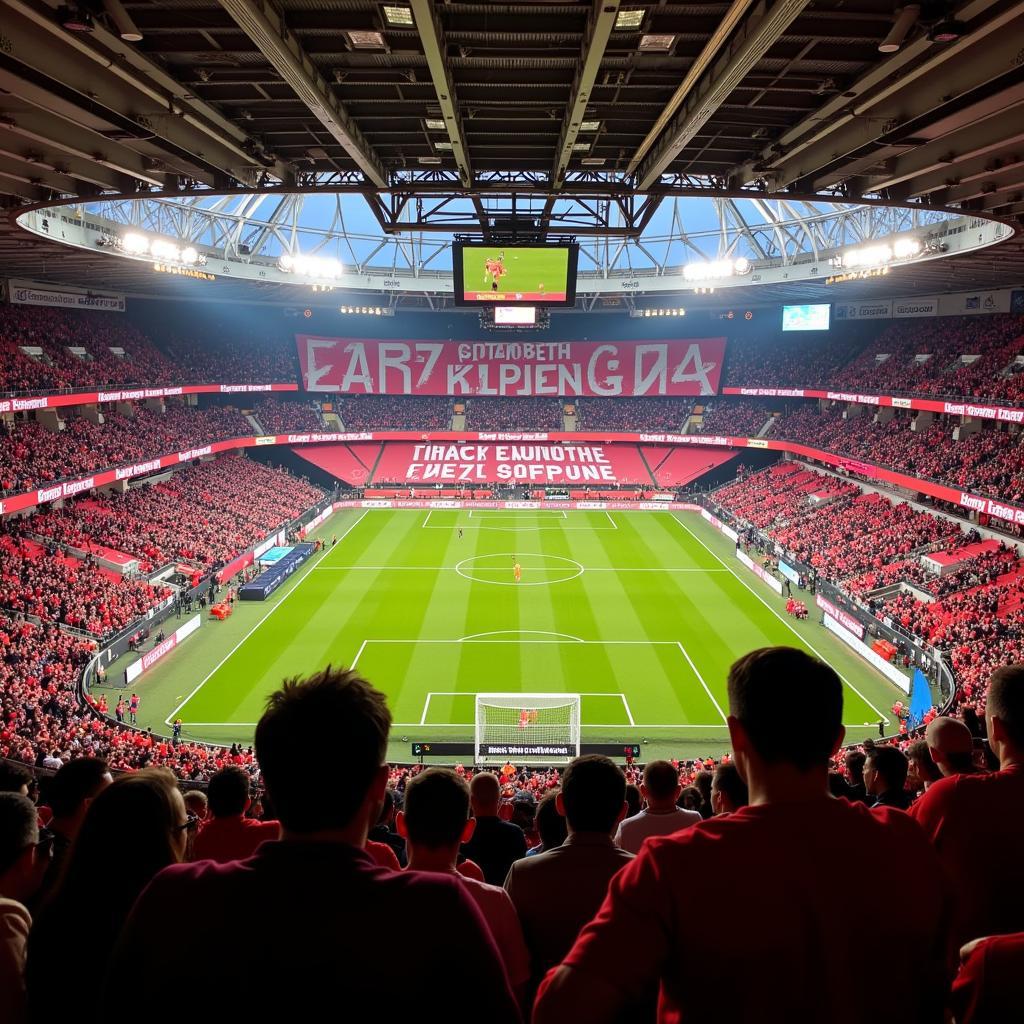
left=454, top=553, right=585, bottom=587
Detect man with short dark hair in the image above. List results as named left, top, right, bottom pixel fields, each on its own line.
left=0, top=793, right=47, bottom=1022
left=710, top=763, right=748, bottom=815
left=844, top=749, right=868, bottom=803
left=462, top=772, right=527, bottom=885
left=614, top=760, right=699, bottom=853
left=0, top=764, right=32, bottom=797
left=397, top=768, right=529, bottom=1002
left=534, top=647, right=952, bottom=1024
left=864, top=745, right=912, bottom=810
left=104, top=666, right=520, bottom=1021
left=911, top=664, right=1024, bottom=943
left=504, top=755, right=632, bottom=1000
left=38, top=758, right=111, bottom=901
left=190, top=766, right=279, bottom=863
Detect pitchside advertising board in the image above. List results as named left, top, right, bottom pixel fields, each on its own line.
left=295, top=337, right=727, bottom=396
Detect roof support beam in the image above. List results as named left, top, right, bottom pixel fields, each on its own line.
left=409, top=0, right=473, bottom=190
left=635, top=0, right=812, bottom=192
left=799, top=26, right=1024, bottom=192
left=0, top=109, right=166, bottom=188
left=868, top=115, right=1024, bottom=196
left=0, top=132, right=135, bottom=193
left=552, top=0, right=620, bottom=189
left=627, top=0, right=755, bottom=176
left=3, top=0, right=289, bottom=186
left=216, top=0, right=388, bottom=188
left=731, top=0, right=1014, bottom=188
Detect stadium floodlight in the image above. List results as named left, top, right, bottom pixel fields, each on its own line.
left=278, top=253, right=344, bottom=279
left=683, top=257, right=750, bottom=282
left=116, top=232, right=202, bottom=266
left=474, top=693, right=581, bottom=764
left=836, top=238, right=922, bottom=269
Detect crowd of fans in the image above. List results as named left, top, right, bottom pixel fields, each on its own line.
left=336, top=394, right=452, bottom=430
left=574, top=397, right=692, bottom=432
left=821, top=315, right=1024, bottom=399
left=2, top=654, right=1021, bottom=1022
left=774, top=405, right=1024, bottom=503
left=722, top=314, right=1024, bottom=400
left=251, top=397, right=324, bottom=433
left=24, top=457, right=325, bottom=573
left=0, top=307, right=298, bottom=395
left=696, top=398, right=775, bottom=437
left=0, top=403, right=254, bottom=496
left=0, top=530, right=170, bottom=639
left=0, top=308, right=180, bottom=393
left=464, top=397, right=563, bottom=431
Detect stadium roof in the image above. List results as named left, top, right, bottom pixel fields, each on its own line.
left=0, top=0, right=1022, bottom=304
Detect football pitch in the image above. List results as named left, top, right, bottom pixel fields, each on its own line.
left=102, top=508, right=904, bottom=761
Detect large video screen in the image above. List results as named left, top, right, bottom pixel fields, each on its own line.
left=782, top=303, right=831, bottom=331
left=453, top=243, right=578, bottom=306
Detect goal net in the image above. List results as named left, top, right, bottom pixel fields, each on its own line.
left=474, top=693, right=581, bottom=763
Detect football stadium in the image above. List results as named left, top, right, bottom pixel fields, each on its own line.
left=1, top=1, right=1024, bottom=1019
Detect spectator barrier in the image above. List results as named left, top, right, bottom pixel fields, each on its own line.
left=124, top=615, right=201, bottom=685
left=822, top=614, right=911, bottom=692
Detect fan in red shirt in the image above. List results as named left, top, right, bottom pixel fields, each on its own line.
left=189, top=765, right=280, bottom=863
left=535, top=647, right=953, bottom=1024
left=911, top=664, right=1024, bottom=944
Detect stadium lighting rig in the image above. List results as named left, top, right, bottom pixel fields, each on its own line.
left=338, top=305, right=394, bottom=316
left=98, top=232, right=205, bottom=268
left=682, top=257, right=751, bottom=282
left=630, top=307, right=687, bottom=318
left=832, top=238, right=945, bottom=271
left=278, top=253, right=345, bottom=281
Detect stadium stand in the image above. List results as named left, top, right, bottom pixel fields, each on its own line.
left=251, top=397, right=324, bottom=433
left=464, top=396, right=563, bottom=430
left=0, top=403, right=252, bottom=496
left=575, top=397, right=693, bottom=432
left=23, top=457, right=325, bottom=573
left=696, top=398, right=776, bottom=436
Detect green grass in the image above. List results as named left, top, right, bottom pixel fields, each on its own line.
left=96, top=508, right=907, bottom=762
left=460, top=245, right=569, bottom=300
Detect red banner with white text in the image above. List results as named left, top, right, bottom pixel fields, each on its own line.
left=372, top=441, right=653, bottom=484
left=294, top=336, right=726, bottom=396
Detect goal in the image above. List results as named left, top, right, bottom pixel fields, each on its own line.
left=474, top=693, right=581, bottom=764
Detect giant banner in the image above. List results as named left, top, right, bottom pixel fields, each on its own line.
left=295, top=336, right=727, bottom=396
left=372, top=441, right=652, bottom=484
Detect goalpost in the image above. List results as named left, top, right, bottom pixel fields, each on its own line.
left=474, top=693, right=581, bottom=764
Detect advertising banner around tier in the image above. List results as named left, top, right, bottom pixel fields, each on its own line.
left=295, top=336, right=727, bottom=396
left=334, top=499, right=701, bottom=512
left=720, top=387, right=1024, bottom=426
left=124, top=615, right=200, bottom=685
left=737, top=548, right=784, bottom=595
left=823, top=614, right=909, bottom=693
left=815, top=594, right=865, bottom=639
left=9, top=278, right=125, bottom=312
left=700, top=507, right=740, bottom=543
left=0, top=382, right=297, bottom=415
left=833, top=300, right=893, bottom=320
